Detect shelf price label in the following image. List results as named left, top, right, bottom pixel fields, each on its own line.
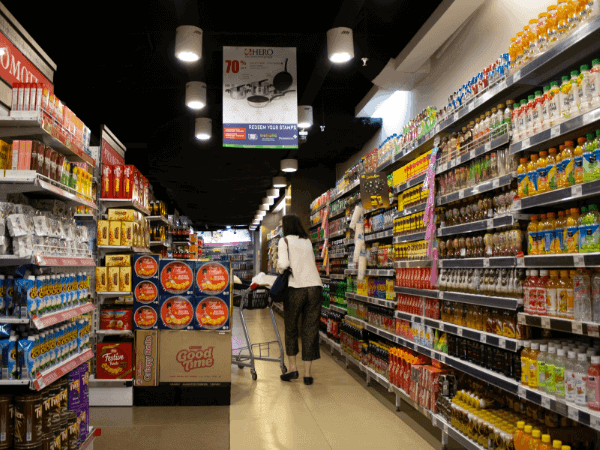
left=572, top=185, right=583, bottom=198
left=522, top=138, right=531, bottom=150
left=459, top=191, right=464, bottom=200
left=454, top=112, right=459, bottom=122
left=588, top=324, right=600, bottom=337
left=512, top=199, right=521, bottom=211
left=468, top=102, right=475, bottom=112
left=518, top=314, right=526, bottom=325
left=551, top=125, right=561, bottom=138
left=499, top=80, right=507, bottom=90
left=443, top=424, right=448, bottom=434
left=498, top=339, right=506, bottom=349
left=568, top=407, right=579, bottom=421
left=432, top=416, right=437, bottom=427
left=480, top=334, right=487, bottom=344
left=493, top=179, right=500, bottom=188
left=457, top=328, right=463, bottom=336
left=572, top=322, right=583, bottom=335
left=483, top=259, right=490, bottom=268
left=541, top=317, right=551, bottom=328
left=513, top=70, right=522, bottom=83
left=518, top=385, right=526, bottom=397
left=574, top=254, right=585, bottom=267
left=541, top=396, right=551, bottom=409
left=517, top=257, right=525, bottom=268
left=485, top=142, right=492, bottom=152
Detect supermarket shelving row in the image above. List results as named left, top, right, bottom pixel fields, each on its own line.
left=331, top=180, right=360, bottom=202
left=435, top=173, right=514, bottom=207
left=33, top=348, right=94, bottom=390
left=309, top=220, right=323, bottom=229
left=394, top=202, right=427, bottom=219
left=97, top=245, right=151, bottom=254
left=365, top=229, right=393, bottom=242
left=0, top=255, right=95, bottom=267
left=345, top=292, right=397, bottom=310
left=436, top=131, right=511, bottom=175
left=312, top=202, right=329, bottom=214
left=437, top=257, right=516, bottom=268
left=329, top=274, right=346, bottom=280
left=437, top=214, right=516, bottom=238
left=329, top=209, right=346, bottom=220
left=392, top=232, right=427, bottom=244
left=439, top=290, right=521, bottom=310
left=344, top=268, right=394, bottom=277
left=519, top=252, right=600, bottom=268
left=98, top=198, right=150, bottom=215
left=393, top=286, right=438, bottom=299
left=393, top=260, right=433, bottom=268
left=330, top=304, right=347, bottom=314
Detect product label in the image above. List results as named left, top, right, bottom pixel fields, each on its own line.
left=528, top=231, right=537, bottom=255
left=160, top=262, right=193, bottom=294
left=575, top=372, right=587, bottom=405
left=580, top=224, right=600, bottom=252
left=565, top=159, right=575, bottom=185
left=134, top=256, right=159, bottom=278
left=134, top=281, right=158, bottom=304
left=547, top=289, right=558, bottom=316
left=529, top=361, right=538, bottom=388
left=555, top=365, right=565, bottom=397
left=195, top=297, right=230, bottom=330
left=528, top=170, right=538, bottom=194
left=587, top=375, right=600, bottom=408
left=196, top=263, right=229, bottom=295
left=566, top=369, right=576, bottom=402
left=544, top=230, right=554, bottom=253
left=567, top=226, right=579, bottom=253
left=517, top=173, right=529, bottom=197
left=521, top=358, right=529, bottom=384
left=546, top=363, right=556, bottom=393
left=538, top=361, right=546, bottom=387
left=583, top=152, right=597, bottom=182
left=160, top=297, right=193, bottom=329
left=558, top=288, right=569, bottom=316
left=537, top=166, right=549, bottom=192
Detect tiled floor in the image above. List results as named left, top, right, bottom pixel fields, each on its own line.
left=91, top=305, right=460, bottom=450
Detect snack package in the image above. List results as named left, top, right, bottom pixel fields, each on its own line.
left=108, top=268, right=120, bottom=292
left=107, top=209, right=135, bottom=222
left=105, top=255, right=130, bottom=267
left=96, top=342, right=132, bottom=379
left=100, top=309, right=114, bottom=330
left=159, top=259, right=194, bottom=296
left=132, top=254, right=159, bottom=281
left=109, top=221, right=121, bottom=246
left=113, top=310, right=132, bottom=330
left=97, top=221, right=109, bottom=246
left=121, top=222, right=133, bottom=246
left=119, top=267, right=132, bottom=292
left=6, top=214, right=30, bottom=237
left=194, top=296, right=231, bottom=331
left=133, top=305, right=158, bottom=330
left=4, top=335, right=17, bottom=380
left=18, top=336, right=35, bottom=379
left=158, top=295, right=194, bottom=330
left=96, top=267, right=107, bottom=292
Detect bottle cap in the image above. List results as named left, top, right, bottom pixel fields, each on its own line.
left=528, top=95, right=535, bottom=100
left=562, top=76, right=570, bottom=82
left=530, top=215, right=538, bottom=220
left=542, top=435, right=551, bottom=443
left=535, top=91, right=542, bottom=96
left=592, top=356, right=600, bottom=364
left=517, top=421, right=525, bottom=429
left=524, top=425, right=533, bottom=433
left=532, top=430, right=541, bottom=438
left=565, top=141, right=575, bottom=146
left=590, top=205, right=597, bottom=211
left=557, top=349, right=565, bottom=356
left=543, top=86, right=550, bottom=92
left=540, top=151, right=548, bottom=157
left=547, top=211, right=555, bottom=217
left=578, top=353, right=587, bottom=361
left=548, top=346, right=556, bottom=354
left=571, top=70, right=579, bottom=77
left=594, top=59, right=600, bottom=66
left=568, top=351, right=576, bottom=359
left=581, top=65, right=589, bottom=71
left=578, top=137, right=587, bottom=145
left=561, top=446, right=571, bottom=450
left=551, top=81, right=559, bottom=87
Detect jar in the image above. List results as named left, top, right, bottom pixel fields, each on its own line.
left=484, top=233, right=494, bottom=256
left=465, top=236, right=474, bottom=258
left=458, top=237, right=467, bottom=258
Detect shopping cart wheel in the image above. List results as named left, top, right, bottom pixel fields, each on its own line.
left=281, top=365, right=287, bottom=374
left=251, top=370, right=257, bottom=381
left=238, top=365, right=244, bottom=369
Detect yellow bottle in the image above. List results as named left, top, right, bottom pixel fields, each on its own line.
left=545, top=212, right=557, bottom=254
left=565, top=208, right=579, bottom=253
left=552, top=440, right=562, bottom=449
left=557, top=270, right=569, bottom=318
left=521, top=343, right=531, bottom=385
left=537, top=151, right=549, bottom=193
left=529, top=343, right=540, bottom=389
left=528, top=215, right=540, bottom=255
left=539, top=434, right=552, bottom=450
left=547, top=148, right=558, bottom=190
left=528, top=154, right=539, bottom=196
left=554, top=211, right=566, bottom=253
left=562, top=141, right=576, bottom=187
left=529, top=429, right=542, bottom=450
left=539, top=214, right=548, bottom=254
left=518, top=157, right=529, bottom=198
left=574, top=137, right=586, bottom=184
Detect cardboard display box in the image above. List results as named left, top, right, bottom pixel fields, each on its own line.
left=159, top=259, right=194, bottom=296
left=135, top=330, right=159, bottom=386
left=159, top=330, right=231, bottom=384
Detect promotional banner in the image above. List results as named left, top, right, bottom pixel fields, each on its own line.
left=360, top=173, right=390, bottom=210
left=223, top=46, right=298, bottom=149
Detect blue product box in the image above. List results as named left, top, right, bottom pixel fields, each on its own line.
left=194, top=295, right=231, bottom=331
left=132, top=254, right=160, bottom=284
left=133, top=278, right=159, bottom=306
left=194, top=261, right=231, bottom=299
left=133, top=303, right=159, bottom=330
left=158, top=259, right=194, bottom=296
left=158, top=295, right=195, bottom=330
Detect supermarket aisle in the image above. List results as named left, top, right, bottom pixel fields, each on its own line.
left=230, top=305, right=456, bottom=450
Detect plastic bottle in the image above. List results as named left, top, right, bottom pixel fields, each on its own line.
left=539, top=435, right=552, bottom=450
left=591, top=59, right=600, bottom=108
left=544, top=213, right=556, bottom=254
left=537, top=270, right=549, bottom=316
left=557, top=270, right=570, bottom=318
left=575, top=352, right=590, bottom=406
left=573, top=268, right=591, bottom=321
left=548, top=81, right=562, bottom=126
left=530, top=429, right=542, bottom=450
left=529, top=343, right=540, bottom=389
left=528, top=154, right=539, bottom=196
left=528, top=216, right=539, bottom=256
left=533, top=90, right=544, bottom=134
left=567, top=270, right=576, bottom=319
left=547, top=270, right=560, bottom=317
left=547, top=148, right=559, bottom=191
left=552, top=441, right=562, bottom=450
left=521, top=341, right=531, bottom=385
left=565, top=208, right=580, bottom=253
left=514, top=421, right=525, bottom=450
left=582, top=204, right=600, bottom=252
left=583, top=133, right=597, bottom=182
left=545, top=345, right=557, bottom=395
left=522, top=425, right=533, bottom=450
left=559, top=76, right=572, bottom=121
left=592, top=270, right=600, bottom=322
left=562, top=141, right=576, bottom=187
left=529, top=270, right=540, bottom=314
left=537, top=344, right=548, bottom=391
left=538, top=214, right=548, bottom=256
left=579, top=64, right=592, bottom=112
left=554, top=348, right=567, bottom=399
left=554, top=211, right=566, bottom=253
left=518, top=99, right=528, bottom=140
left=517, top=157, right=529, bottom=198
left=574, top=137, right=586, bottom=184
left=565, top=350, right=578, bottom=402
left=525, top=95, right=535, bottom=137
left=541, top=86, right=551, bottom=129
left=587, top=355, right=600, bottom=410
left=568, top=71, right=580, bottom=117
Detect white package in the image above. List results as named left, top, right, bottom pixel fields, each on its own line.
left=33, top=216, right=51, bottom=236
left=7, top=214, right=31, bottom=237
left=13, top=235, right=33, bottom=257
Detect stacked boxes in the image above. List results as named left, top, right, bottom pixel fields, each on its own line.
left=132, top=254, right=160, bottom=330
left=95, top=254, right=132, bottom=293
left=194, top=261, right=231, bottom=331
left=408, top=364, right=452, bottom=413
left=392, top=150, right=432, bottom=187
left=101, top=164, right=150, bottom=211
left=96, top=208, right=150, bottom=249
left=134, top=330, right=159, bottom=386
left=68, top=364, right=90, bottom=446
left=158, top=259, right=195, bottom=330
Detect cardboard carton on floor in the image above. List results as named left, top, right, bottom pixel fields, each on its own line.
left=135, top=330, right=159, bottom=386
left=159, top=330, right=231, bottom=384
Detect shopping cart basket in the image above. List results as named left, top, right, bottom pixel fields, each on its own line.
left=232, top=287, right=286, bottom=380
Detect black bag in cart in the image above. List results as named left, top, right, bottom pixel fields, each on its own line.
left=242, top=288, right=270, bottom=310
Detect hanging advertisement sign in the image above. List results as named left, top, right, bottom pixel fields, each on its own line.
left=360, top=173, right=390, bottom=210
left=100, top=125, right=126, bottom=166
left=222, top=46, right=298, bottom=149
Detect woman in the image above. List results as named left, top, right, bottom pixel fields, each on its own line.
left=276, top=214, right=323, bottom=385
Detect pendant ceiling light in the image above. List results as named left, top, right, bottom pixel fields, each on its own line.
left=257, top=210, right=266, bottom=217
left=298, top=106, right=313, bottom=128
left=175, top=26, right=203, bottom=62
left=195, top=118, right=212, bottom=140
left=186, top=82, right=206, bottom=110
left=262, top=197, right=274, bottom=206
left=273, top=176, right=287, bottom=188
left=280, top=159, right=298, bottom=173
left=327, top=27, right=354, bottom=63
left=266, top=188, right=279, bottom=198
left=258, top=205, right=269, bottom=211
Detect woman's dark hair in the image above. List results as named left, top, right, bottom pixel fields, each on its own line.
left=282, top=214, right=309, bottom=239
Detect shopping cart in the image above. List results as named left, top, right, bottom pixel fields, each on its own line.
left=232, top=286, right=286, bottom=381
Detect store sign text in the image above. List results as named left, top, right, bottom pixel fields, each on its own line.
left=0, top=32, right=52, bottom=90
left=176, top=346, right=214, bottom=372
left=101, top=139, right=125, bottom=166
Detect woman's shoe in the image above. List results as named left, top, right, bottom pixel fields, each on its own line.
left=280, top=371, right=299, bottom=382
left=303, top=377, right=313, bottom=385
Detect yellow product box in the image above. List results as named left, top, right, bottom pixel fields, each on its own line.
left=106, top=254, right=131, bottom=267
left=392, top=168, right=403, bottom=188
left=109, top=221, right=122, bottom=246
left=96, top=267, right=108, bottom=292
left=97, top=221, right=110, bottom=246
left=0, top=140, right=11, bottom=170
left=107, top=208, right=136, bottom=222
left=386, top=279, right=395, bottom=300
left=108, top=267, right=120, bottom=292
left=121, top=221, right=134, bottom=246
left=357, top=277, right=369, bottom=296
left=119, top=267, right=132, bottom=292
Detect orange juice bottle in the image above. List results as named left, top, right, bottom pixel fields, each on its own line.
left=537, top=151, right=549, bottom=193
left=568, top=0, right=580, bottom=30
left=518, top=157, right=529, bottom=198
left=558, top=0, right=571, bottom=36
left=509, top=37, right=519, bottom=70
left=545, top=212, right=557, bottom=254
left=522, top=26, right=531, bottom=64
left=529, top=429, right=542, bottom=450
left=562, top=141, right=576, bottom=187
left=547, top=5, right=559, bottom=43
left=515, top=421, right=526, bottom=450
left=540, top=434, right=552, bottom=450
left=574, top=137, right=586, bottom=184
left=547, top=148, right=559, bottom=190
left=557, top=270, right=570, bottom=317
left=555, top=211, right=567, bottom=252
left=528, top=154, right=539, bottom=195
left=539, top=214, right=548, bottom=254
left=528, top=215, right=540, bottom=255
left=529, top=343, right=541, bottom=388
left=515, top=32, right=525, bottom=67
left=565, top=208, right=580, bottom=253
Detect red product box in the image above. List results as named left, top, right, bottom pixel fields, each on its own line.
left=21, top=140, right=32, bottom=170
left=143, top=177, right=149, bottom=210
left=11, top=140, right=20, bottom=170
left=122, top=165, right=135, bottom=199
left=100, top=309, right=115, bottom=330
left=102, top=165, right=114, bottom=198
left=134, top=168, right=141, bottom=202
left=96, top=342, right=133, bottom=380
left=113, top=165, right=124, bottom=198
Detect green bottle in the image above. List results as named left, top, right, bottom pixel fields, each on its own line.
left=581, top=204, right=600, bottom=253
left=583, top=133, right=597, bottom=182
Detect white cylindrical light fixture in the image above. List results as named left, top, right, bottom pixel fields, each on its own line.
left=273, top=176, right=287, bottom=188
left=195, top=118, right=212, bottom=140
left=186, top=82, right=206, bottom=110
left=262, top=197, right=274, bottom=206
left=327, top=27, right=354, bottom=63
left=257, top=210, right=266, bottom=217
left=258, top=205, right=269, bottom=211
left=267, top=188, right=279, bottom=198
left=175, top=26, right=203, bottom=62
left=281, top=159, right=298, bottom=173
left=298, top=105, right=313, bottom=128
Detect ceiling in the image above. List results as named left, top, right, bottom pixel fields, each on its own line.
left=7, top=0, right=442, bottom=229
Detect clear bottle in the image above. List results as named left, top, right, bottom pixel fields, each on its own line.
left=504, top=101, right=514, bottom=135
left=573, top=268, right=592, bottom=322
left=547, top=270, right=560, bottom=317
left=529, top=342, right=541, bottom=389
left=545, top=345, right=557, bottom=395
left=548, top=81, right=562, bottom=126
left=579, top=64, right=592, bottom=113
left=554, top=348, right=567, bottom=399
left=537, top=270, right=549, bottom=316
left=557, top=270, right=570, bottom=318
left=559, top=76, right=572, bottom=121
left=541, top=86, right=551, bottom=130
left=592, top=270, right=600, bottom=322
left=533, top=90, right=544, bottom=135
left=547, top=148, right=559, bottom=191
left=591, top=59, right=600, bottom=109
left=565, top=350, right=578, bottom=403
left=575, top=352, right=590, bottom=406
left=567, top=270, right=576, bottom=320
left=569, top=70, right=581, bottom=117
left=518, top=99, right=528, bottom=141
left=587, top=355, right=600, bottom=411
left=537, top=344, right=549, bottom=391
left=525, top=95, right=535, bottom=137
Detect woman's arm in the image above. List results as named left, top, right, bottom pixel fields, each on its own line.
left=277, top=238, right=290, bottom=273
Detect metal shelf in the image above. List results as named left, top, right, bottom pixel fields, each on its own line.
left=0, top=113, right=96, bottom=166
left=519, top=253, right=600, bottom=268
left=330, top=304, right=347, bottom=314
left=392, top=173, right=427, bottom=195
left=329, top=229, right=346, bottom=239
left=515, top=181, right=600, bottom=210
left=96, top=291, right=132, bottom=297
left=146, top=215, right=171, bottom=225
left=97, top=245, right=151, bottom=254
left=309, top=220, right=323, bottom=229
left=394, top=202, right=427, bottom=219
left=329, top=274, right=345, bottom=280
left=346, top=292, right=396, bottom=310
left=33, top=348, right=94, bottom=390
left=377, top=131, right=437, bottom=176
left=392, top=232, right=426, bottom=243
left=330, top=251, right=348, bottom=259
left=74, top=214, right=96, bottom=221
left=436, top=173, right=513, bottom=207
left=365, top=229, right=393, bottom=242
left=438, top=257, right=516, bottom=268
left=393, top=286, right=438, bottom=299
left=437, top=214, right=515, bottom=237
left=312, top=202, right=329, bottom=214
left=393, top=260, right=433, bottom=268
left=96, top=329, right=133, bottom=336
left=510, top=106, right=600, bottom=155
left=439, top=290, right=521, bottom=310
left=329, top=209, right=346, bottom=220
left=149, top=240, right=169, bottom=248
left=518, top=313, right=600, bottom=338
left=437, top=131, right=511, bottom=175
left=99, top=198, right=150, bottom=215
left=33, top=303, right=95, bottom=330
left=432, top=415, right=482, bottom=450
